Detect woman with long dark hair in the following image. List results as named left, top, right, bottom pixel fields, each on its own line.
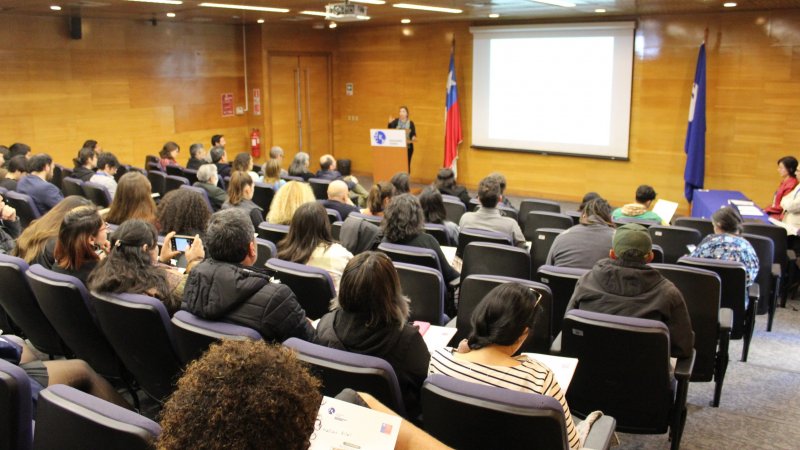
left=52, top=206, right=108, bottom=285
left=12, top=196, right=93, bottom=268
left=419, top=186, right=459, bottom=246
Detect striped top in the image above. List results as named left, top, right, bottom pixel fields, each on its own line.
left=429, top=348, right=580, bottom=450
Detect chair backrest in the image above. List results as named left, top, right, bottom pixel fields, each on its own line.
left=455, top=275, right=553, bottom=352
left=331, top=221, right=343, bottom=241
left=565, top=210, right=582, bottom=225
left=378, top=242, right=441, bottom=272
left=254, top=238, right=277, bottom=268
left=3, top=192, right=41, bottom=227
left=0, top=255, right=67, bottom=357
left=81, top=182, right=112, bottom=208
left=519, top=199, right=561, bottom=226
left=146, top=162, right=162, bottom=172
left=50, top=164, right=66, bottom=192
left=393, top=262, right=446, bottom=325
left=325, top=208, right=342, bottom=224
left=651, top=263, right=721, bottom=382
left=421, top=374, right=570, bottom=450
left=144, top=155, right=159, bottom=168
left=648, top=225, right=702, bottom=264
left=742, top=223, right=789, bottom=267
left=33, top=384, right=161, bottom=450
left=25, top=265, right=124, bottom=379
left=146, top=170, right=167, bottom=197
left=349, top=211, right=383, bottom=225
left=423, top=223, right=451, bottom=246
left=678, top=256, right=748, bottom=339
left=283, top=337, right=406, bottom=415
left=456, top=228, right=512, bottom=258
left=181, top=168, right=198, bottom=185
left=265, top=258, right=335, bottom=320
left=0, top=359, right=33, bottom=450
left=650, top=244, right=665, bottom=263
left=170, top=310, right=261, bottom=365
left=61, top=177, right=85, bottom=198
left=524, top=211, right=573, bottom=241
left=535, top=265, right=589, bottom=339
left=179, top=185, right=214, bottom=213
left=442, top=197, right=466, bottom=224
left=164, top=175, right=189, bottom=194
left=530, top=227, right=564, bottom=274
left=742, top=233, right=774, bottom=315
left=308, top=177, right=331, bottom=200
left=282, top=174, right=304, bottom=182
left=674, top=217, right=715, bottom=238
left=165, top=165, right=183, bottom=177
left=561, top=309, right=673, bottom=433
left=252, top=182, right=275, bottom=215
left=256, top=222, right=290, bottom=245
left=613, top=216, right=658, bottom=227
left=91, top=292, right=182, bottom=402
left=114, top=165, right=130, bottom=182
left=461, top=242, right=531, bottom=284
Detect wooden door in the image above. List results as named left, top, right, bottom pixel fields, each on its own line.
left=269, top=55, right=301, bottom=155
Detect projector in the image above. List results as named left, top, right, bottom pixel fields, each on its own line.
left=325, top=2, right=369, bottom=21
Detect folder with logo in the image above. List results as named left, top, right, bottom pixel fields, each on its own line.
left=309, top=396, right=402, bottom=450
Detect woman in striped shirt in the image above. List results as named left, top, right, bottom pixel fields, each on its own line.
left=428, top=283, right=581, bottom=450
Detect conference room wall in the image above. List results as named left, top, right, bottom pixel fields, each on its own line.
left=331, top=10, right=800, bottom=209
left=0, top=15, right=249, bottom=167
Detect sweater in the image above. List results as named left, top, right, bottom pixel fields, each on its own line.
left=546, top=224, right=614, bottom=269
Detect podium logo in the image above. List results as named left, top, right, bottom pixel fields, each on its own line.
left=373, top=130, right=386, bottom=144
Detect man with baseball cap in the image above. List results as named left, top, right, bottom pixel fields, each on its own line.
left=565, top=223, right=694, bottom=358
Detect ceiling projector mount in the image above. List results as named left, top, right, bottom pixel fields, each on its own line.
left=325, top=1, right=370, bottom=21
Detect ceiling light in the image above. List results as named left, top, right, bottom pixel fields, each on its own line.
left=166, top=12, right=176, bottom=17
left=594, top=8, right=606, bottom=13
left=50, top=5, right=62, bottom=10
left=350, top=0, right=386, bottom=4
left=356, top=15, right=370, bottom=20
left=401, top=18, right=411, bottom=23
left=257, top=19, right=265, bottom=23
left=528, top=0, right=575, bottom=7
left=723, top=2, right=737, bottom=6
left=126, top=0, right=183, bottom=4
left=300, top=10, right=329, bottom=17
left=488, top=13, right=499, bottom=18
left=393, top=3, right=462, bottom=13
left=199, top=2, right=290, bottom=13
left=329, top=22, right=337, bottom=28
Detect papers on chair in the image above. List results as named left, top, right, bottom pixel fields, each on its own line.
left=651, top=199, right=679, bottom=225
left=309, top=396, right=401, bottom=450
left=522, top=353, right=578, bottom=391
left=736, top=205, right=765, bottom=217
left=768, top=217, right=798, bottom=236
left=415, top=321, right=458, bottom=352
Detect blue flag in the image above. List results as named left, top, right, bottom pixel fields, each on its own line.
left=684, top=43, right=706, bottom=202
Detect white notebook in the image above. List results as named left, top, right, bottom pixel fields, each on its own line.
left=309, top=396, right=401, bottom=450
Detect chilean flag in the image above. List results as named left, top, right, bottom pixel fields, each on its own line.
left=444, top=47, right=462, bottom=172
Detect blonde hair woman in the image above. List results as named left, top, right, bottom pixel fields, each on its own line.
left=266, top=181, right=315, bottom=225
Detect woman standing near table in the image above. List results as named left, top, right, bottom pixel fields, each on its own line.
left=764, top=156, right=798, bottom=219
left=388, top=106, right=416, bottom=173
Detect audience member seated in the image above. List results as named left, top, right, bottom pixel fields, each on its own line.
left=71, top=146, right=98, bottom=182
left=105, top=172, right=158, bottom=227
left=391, top=172, right=410, bottom=194
left=419, top=186, right=459, bottom=246
left=0, top=192, right=21, bottom=254
left=8, top=142, right=32, bottom=160
left=322, top=180, right=360, bottom=220
left=159, top=141, right=181, bottom=171
left=17, top=154, right=64, bottom=215
left=51, top=206, right=109, bottom=285
left=316, top=154, right=368, bottom=206
left=222, top=171, right=263, bottom=229
left=88, top=220, right=204, bottom=315
left=458, top=176, right=525, bottom=248
left=546, top=198, right=616, bottom=269
left=764, top=156, right=798, bottom=219
left=89, top=152, right=120, bottom=199
left=185, top=142, right=208, bottom=170
left=429, top=283, right=580, bottom=450
left=287, top=151, right=314, bottom=181
left=316, top=251, right=430, bottom=416
left=566, top=223, right=694, bottom=358
left=689, top=206, right=759, bottom=286
left=780, top=177, right=800, bottom=231
left=209, top=146, right=231, bottom=182
left=12, top=196, right=93, bottom=268
left=194, top=164, right=228, bottom=211
left=232, top=152, right=261, bottom=183
left=361, top=181, right=395, bottom=217
left=157, top=189, right=211, bottom=238
left=382, top=194, right=459, bottom=283
left=434, top=168, right=470, bottom=208
left=611, top=184, right=663, bottom=224
left=262, top=159, right=286, bottom=191
left=277, top=202, right=353, bottom=291
left=487, top=172, right=516, bottom=211
left=211, top=134, right=225, bottom=148
left=1, top=335, right=131, bottom=410
left=182, top=209, right=316, bottom=342
left=578, top=191, right=601, bottom=212
left=0, top=155, right=27, bottom=191
left=82, top=139, right=102, bottom=153
left=267, top=145, right=289, bottom=178
left=266, top=180, right=315, bottom=225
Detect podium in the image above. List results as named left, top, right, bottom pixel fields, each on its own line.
left=370, top=129, right=407, bottom=183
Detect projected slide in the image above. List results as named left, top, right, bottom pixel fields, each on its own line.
left=471, top=23, right=635, bottom=159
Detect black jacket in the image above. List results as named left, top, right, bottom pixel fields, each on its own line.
left=0, top=219, right=21, bottom=254
left=71, top=167, right=95, bottom=182
left=182, top=259, right=316, bottom=343
left=439, top=185, right=471, bottom=209
left=186, top=157, right=205, bottom=171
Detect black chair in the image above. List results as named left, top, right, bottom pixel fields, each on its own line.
left=557, top=310, right=694, bottom=450
left=349, top=211, right=383, bottom=225
left=61, top=177, right=85, bottom=198
left=308, top=177, right=331, bottom=200
left=178, top=185, right=213, bottom=213
left=256, top=222, right=290, bottom=245
left=331, top=221, right=343, bottom=241
left=81, top=182, right=112, bottom=208
left=252, top=182, right=275, bottom=215
left=519, top=198, right=561, bottom=227
left=144, top=155, right=159, bottom=169
left=325, top=208, right=342, bottom=224
left=0, top=255, right=68, bottom=357
left=456, top=228, right=512, bottom=258
left=524, top=211, right=573, bottom=241
left=678, top=256, right=757, bottom=362
left=146, top=162, right=162, bottom=172
left=170, top=310, right=261, bottom=365
left=0, top=358, right=33, bottom=450
left=378, top=242, right=441, bottom=272
left=164, top=175, right=189, bottom=194
left=743, top=233, right=781, bottom=330
left=283, top=337, right=406, bottom=416
left=51, top=164, right=67, bottom=192
left=114, top=165, right=130, bottom=182
left=651, top=244, right=665, bottom=263
left=453, top=274, right=553, bottom=353
left=254, top=238, right=277, bottom=268
left=394, top=262, right=447, bottom=325
left=461, top=242, right=530, bottom=284
left=421, top=374, right=616, bottom=450
left=265, top=258, right=336, bottom=320
left=147, top=170, right=167, bottom=198
left=424, top=223, right=451, bottom=246
left=742, top=223, right=792, bottom=306
left=674, top=217, right=714, bottom=238
left=3, top=192, right=41, bottom=227
left=181, top=168, right=199, bottom=185
left=535, top=265, right=589, bottom=340
left=443, top=197, right=466, bottom=224
left=566, top=210, right=582, bottom=225
left=531, top=227, right=563, bottom=275
left=165, top=165, right=183, bottom=177
left=92, top=292, right=183, bottom=403
left=613, top=217, right=659, bottom=227
left=652, top=263, right=732, bottom=407
left=648, top=225, right=702, bottom=264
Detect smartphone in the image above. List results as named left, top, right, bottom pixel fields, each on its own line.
left=171, top=235, right=194, bottom=253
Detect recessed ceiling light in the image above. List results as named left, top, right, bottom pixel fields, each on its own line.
left=199, top=2, right=289, bottom=13
left=723, top=2, right=737, bottom=6
left=488, top=13, right=499, bottom=18
left=393, top=3, right=462, bottom=13
left=528, top=0, right=575, bottom=7
left=166, top=12, right=176, bottom=17
left=257, top=19, right=265, bottom=23
left=401, top=18, right=411, bottom=23
left=50, top=5, right=62, bottom=10
left=329, top=22, right=337, bottom=28
left=126, top=0, right=183, bottom=4
left=594, top=8, right=606, bottom=13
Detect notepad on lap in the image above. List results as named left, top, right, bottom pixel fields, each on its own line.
left=652, top=199, right=679, bottom=224
left=309, top=396, right=401, bottom=450
left=415, top=322, right=458, bottom=351
left=522, top=352, right=579, bottom=390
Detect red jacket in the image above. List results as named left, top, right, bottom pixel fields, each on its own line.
left=765, top=176, right=798, bottom=219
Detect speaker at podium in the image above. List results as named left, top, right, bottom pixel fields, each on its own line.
left=370, top=129, right=407, bottom=183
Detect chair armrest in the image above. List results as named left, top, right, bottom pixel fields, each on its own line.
left=582, top=415, right=617, bottom=450
left=674, top=350, right=695, bottom=381
left=772, top=263, right=782, bottom=279
left=748, top=283, right=760, bottom=302
left=549, top=332, right=562, bottom=355
left=718, top=307, right=734, bottom=332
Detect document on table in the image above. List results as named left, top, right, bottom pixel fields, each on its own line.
left=414, top=321, right=458, bottom=351
left=736, top=205, right=765, bottom=217
left=309, top=396, right=401, bottom=450
left=728, top=199, right=754, bottom=206
left=652, top=199, right=679, bottom=224
left=522, top=353, right=578, bottom=390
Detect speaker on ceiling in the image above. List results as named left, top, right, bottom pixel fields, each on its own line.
left=69, top=16, right=82, bottom=40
